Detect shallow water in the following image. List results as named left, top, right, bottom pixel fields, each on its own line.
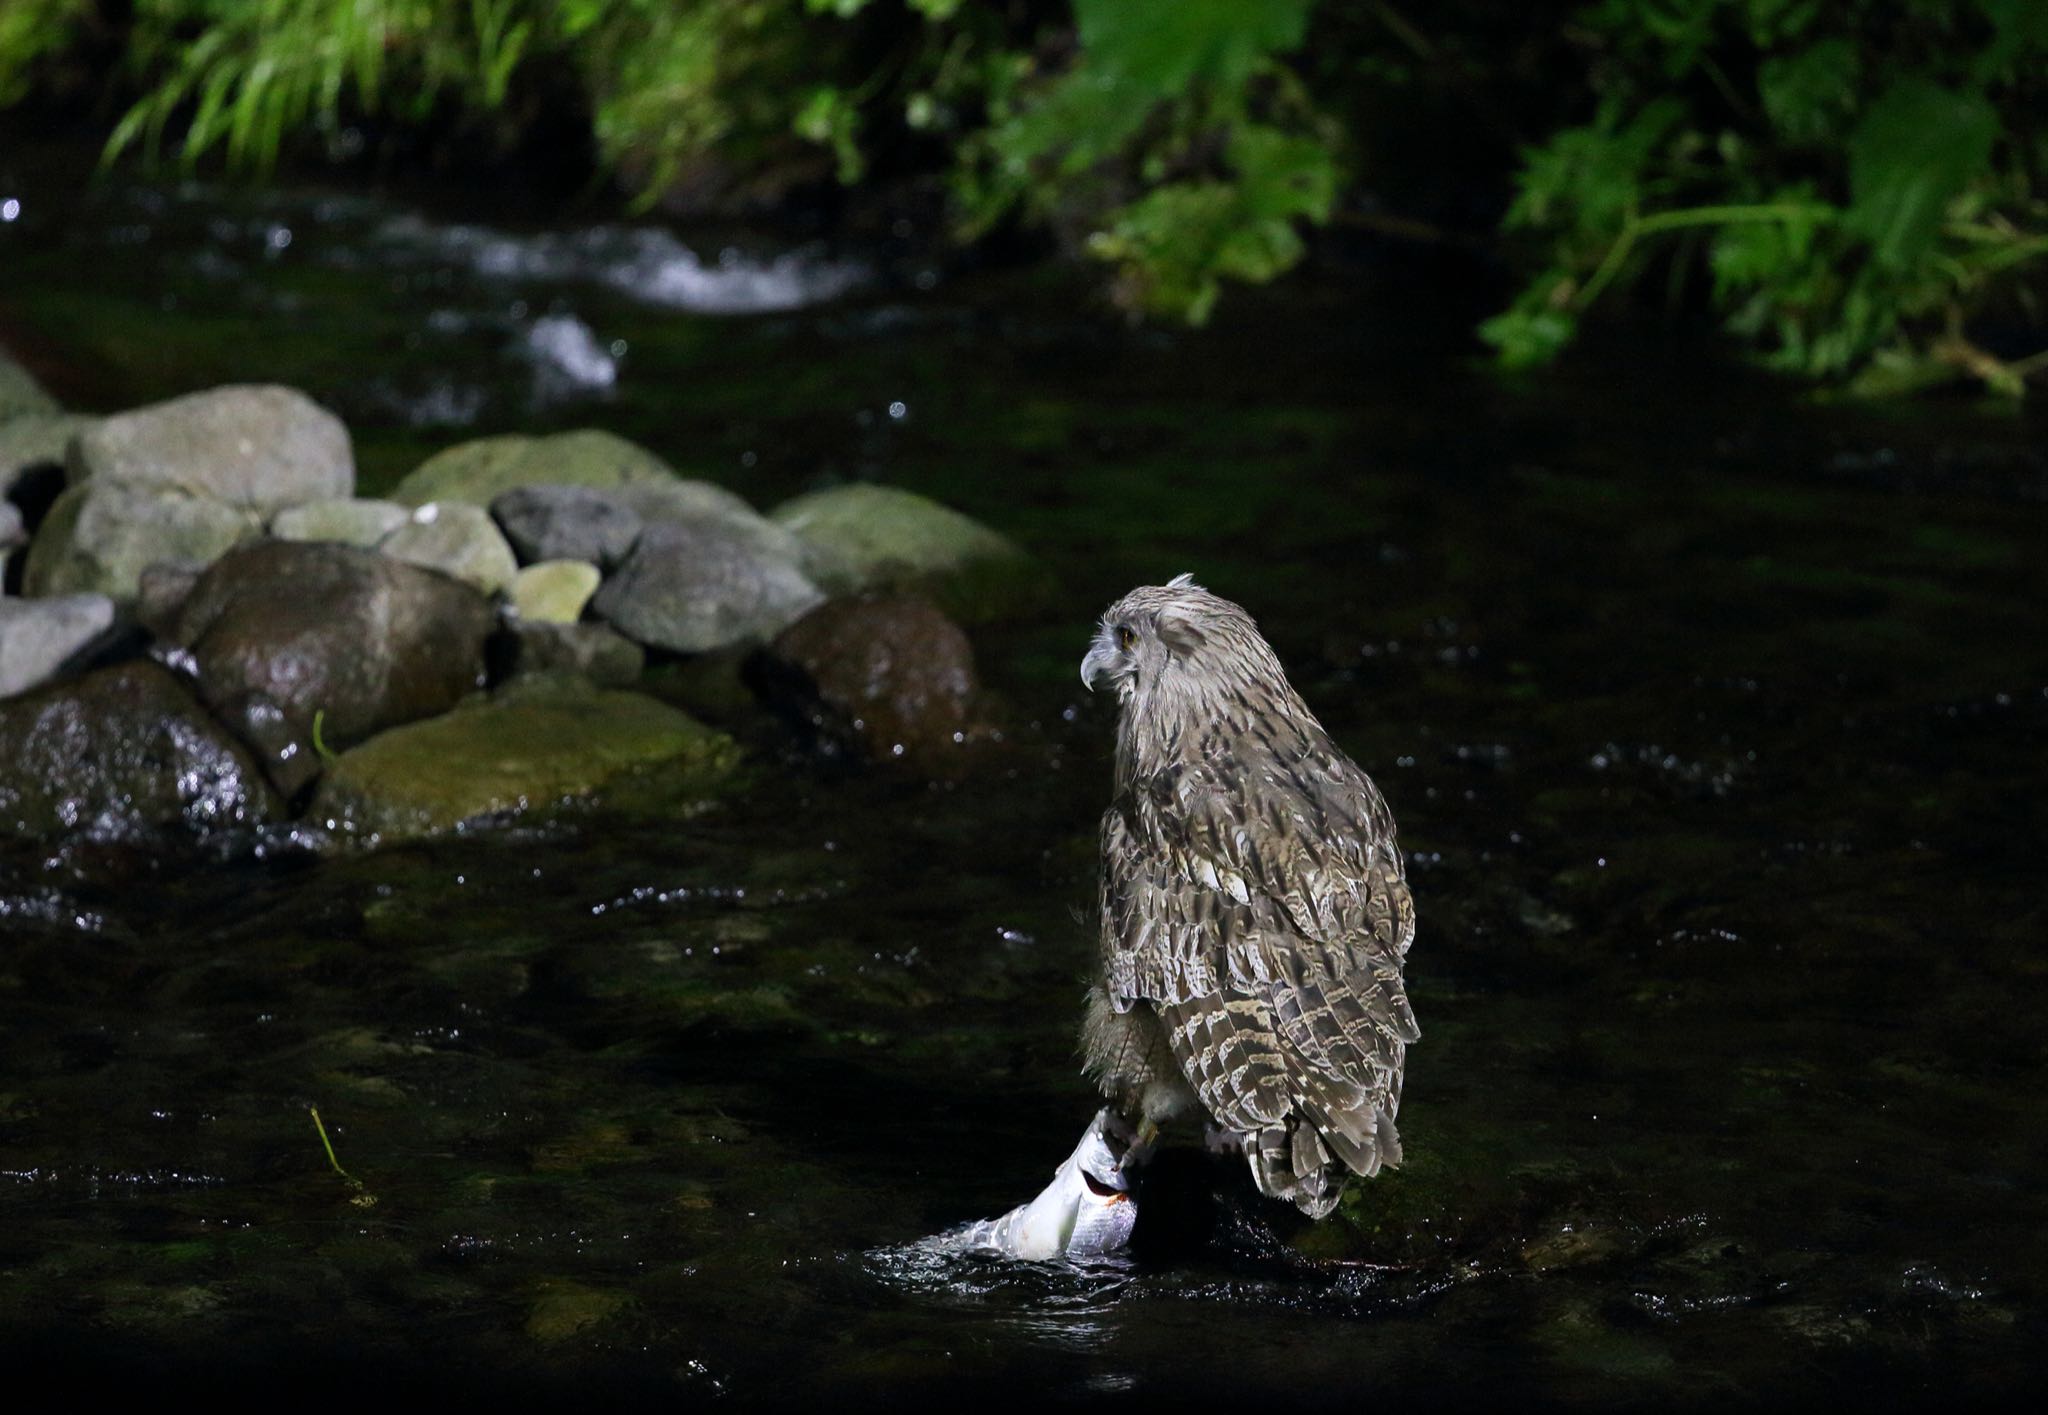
left=2, top=147, right=2046, bottom=1407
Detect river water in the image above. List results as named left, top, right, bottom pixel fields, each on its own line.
left=2, top=147, right=2045, bottom=1407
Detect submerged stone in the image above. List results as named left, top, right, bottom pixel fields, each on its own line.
left=379, top=501, right=520, bottom=594
left=768, top=484, right=1046, bottom=623
left=591, top=519, right=823, bottom=653
left=311, top=677, right=738, bottom=842
left=0, top=591, right=116, bottom=699
left=68, top=384, right=354, bottom=515
left=171, top=540, right=494, bottom=749
left=0, top=660, right=280, bottom=843
left=391, top=428, right=683, bottom=507
left=21, top=481, right=261, bottom=601
left=499, top=618, right=644, bottom=688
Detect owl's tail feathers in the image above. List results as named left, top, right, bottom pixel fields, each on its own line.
left=1249, top=1125, right=1344, bottom=1219
left=1248, top=1090, right=1404, bottom=1219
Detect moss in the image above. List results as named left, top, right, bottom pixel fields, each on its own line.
left=314, top=678, right=739, bottom=843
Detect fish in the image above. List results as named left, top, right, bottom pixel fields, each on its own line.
left=933, top=1109, right=1138, bottom=1260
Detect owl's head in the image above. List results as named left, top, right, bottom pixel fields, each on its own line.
left=1081, top=573, right=1275, bottom=706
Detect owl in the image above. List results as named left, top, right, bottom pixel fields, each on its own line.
left=1079, top=575, right=1419, bottom=1218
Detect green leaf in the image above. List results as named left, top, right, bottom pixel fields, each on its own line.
left=1072, top=0, right=1312, bottom=96
left=1757, top=39, right=1857, bottom=144
left=1230, top=123, right=1337, bottom=225
left=1507, top=96, right=1685, bottom=239
left=1845, top=79, right=1997, bottom=270
left=1477, top=304, right=1578, bottom=369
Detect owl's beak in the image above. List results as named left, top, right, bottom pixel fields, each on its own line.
left=1080, top=638, right=1118, bottom=693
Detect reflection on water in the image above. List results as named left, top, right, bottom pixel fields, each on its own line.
left=1, top=143, right=2046, bottom=1405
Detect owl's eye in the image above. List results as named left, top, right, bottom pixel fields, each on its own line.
left=1117, top=625, right=1137, bottom=651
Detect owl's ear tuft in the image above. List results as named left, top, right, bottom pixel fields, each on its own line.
left=1166, top=571, right=1199, bottom=590
left=1156, top=610, right=1207, bottom=657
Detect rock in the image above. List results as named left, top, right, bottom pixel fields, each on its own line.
left=0, top=503, right=20, bottom=587
left=490, top=485, right=644, bottom=567
left=591, top=519, right=823, bottom=654
left=0, top=660, right=280, bottom=843
left=21, top=481, right=261, bottom=601
left=622, top=481, right=822, bottom=575
left=1, top=413, right=96, bottom=500
left=1, top=346, right=60, bottom=419
left=0, top=592, right=117, bottom=698
left=171, top=541, right=495, bottom=750
left=311, top=677, right=736, bottom=842
left=754, top=594, right=984, bottom=768
left=498, top=619, right=645, bottom=689
left=768, top=484, right=1045, bottom=623
left=391, top=429, right=683, bottom=508
left=208, top=690, right=323, bottom=804
left=134, top=562, right=203, bottom=641
left=378, top=502, right=519, bottom=595
left=271, top=496, right=409, bottom=547
left=509, top=560, right=601, bottom=624
left=607, top=477, right=759, bottom=529
left=68, top=384, right=354, bottom=515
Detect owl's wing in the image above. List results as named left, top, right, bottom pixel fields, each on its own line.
left=1144, top=757, right=1416, bottom=965
left=1115, top=761, right=1420, bottom=1208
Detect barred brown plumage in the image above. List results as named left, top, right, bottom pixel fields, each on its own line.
left=1079, top=574, right=1418, bottom=1218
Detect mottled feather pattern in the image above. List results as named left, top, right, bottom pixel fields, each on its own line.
left=1080, top=577, right=1419, bottom=1218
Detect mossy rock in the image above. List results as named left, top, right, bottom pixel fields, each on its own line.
left=768, top=484, right=1049, bottom=623
left=23, top=481, right=262, bottom=601
left=391, top=429, right=695, bottom=508
left=1, top=412, right=96, bottom=499
left=313, top=678, right=738, bottom=843
left=1, top=347, right=61, bottom=419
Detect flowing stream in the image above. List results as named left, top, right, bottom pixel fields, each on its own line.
left=2, top=145, right=2045, bottom=1405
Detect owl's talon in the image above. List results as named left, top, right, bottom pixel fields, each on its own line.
left=1204, top=1124, right=1246, bottom=1156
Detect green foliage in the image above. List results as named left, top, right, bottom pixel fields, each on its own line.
left=1486, top=0, right=2048, bottom=394
left=967, top=0, right=1335, bottom=321
left=14, top=0, right=1340, bottom=325
left=5, top=0, right=2041, bottom=378
left=0, top=0, right=91, bottom=107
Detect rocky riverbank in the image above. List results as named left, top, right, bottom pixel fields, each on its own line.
left=0, top=347, right=1045, bottom=851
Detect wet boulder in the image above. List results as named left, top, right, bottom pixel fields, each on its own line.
left=170, top=540, right=495, bottom=750
left=0, top=660, right=280, bottom=843
left=391, top=428, right=684, bottom=507
left=753, top=594, right=985, bottom=768
left=509, top=560, right=602, bottom=624
left=21, top=481, right=261, bottom=601
left=378, top=501, right=520, bottom=595
left=490, top=484, right=644, bottom=568
left=591, top=519, right=823, bottom=654
left=767, top=484, right=1046, bottom=623
left=134, top=561, right=203, bottom=640
left=311, top=676, right=737, bottom=843
left=270, top=496, right=409, bottom=547
left=0, top=592, right=116, bottom=698
left=67, top=384, right=354, bottom=516
left=498, top=619, right=644, bottom=688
